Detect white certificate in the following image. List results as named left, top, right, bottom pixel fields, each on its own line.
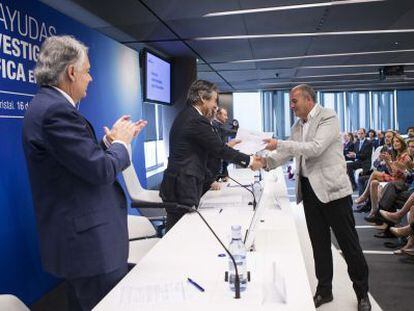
left=234, top=128, right=273, bottom=155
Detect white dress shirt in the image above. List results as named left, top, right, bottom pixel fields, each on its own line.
left=298, top=104, right=319, bottom=177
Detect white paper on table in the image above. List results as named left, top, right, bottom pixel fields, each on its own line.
left=234, top=128, right=273, bottom=155
left=117, top=281, right=199, bottom=306
left=200, top=194, right=243, bottom=208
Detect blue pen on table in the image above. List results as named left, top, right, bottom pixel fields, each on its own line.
left=187, top=277, right=205, bottom=292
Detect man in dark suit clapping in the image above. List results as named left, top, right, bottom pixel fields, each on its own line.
left=22, top=36, right=147, bottom=310
left=346, top=128, right=373, bottom=190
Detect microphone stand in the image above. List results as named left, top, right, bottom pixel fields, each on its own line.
left=134, top=202, right=242, bottom=298
left=179, top=204, right=242, bottom=299
left=226, top=175, right=257, bottom=210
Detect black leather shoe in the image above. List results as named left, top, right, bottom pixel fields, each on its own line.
left=313, top=293, right=333, bottom=308
left=358, top=296, right=371, bottom=311
left=364, top=215, right=383, bottom=225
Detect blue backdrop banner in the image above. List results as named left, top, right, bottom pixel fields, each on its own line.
left=0, top=0, right=146, bottom=305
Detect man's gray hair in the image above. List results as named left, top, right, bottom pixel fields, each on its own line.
left=187, top=80, right=218, bottom=106
left=292, top=84, right=317, bottom=103
left=34, top=35, right=88, bottom=86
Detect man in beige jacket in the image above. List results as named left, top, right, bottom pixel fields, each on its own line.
left=255, top=84, right=370, bottom=311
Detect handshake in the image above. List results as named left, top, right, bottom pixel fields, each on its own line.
left=104, top=115, right=148, bottom=145
left=249, top=138, right=279, bottom=171
left=250, top=155, right=266, bottom=171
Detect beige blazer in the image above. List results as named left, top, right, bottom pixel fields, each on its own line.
left=267, top=105, right=352, bottom=204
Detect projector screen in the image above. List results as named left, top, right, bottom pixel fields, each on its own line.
left=143, top=49, right=172, bottom=105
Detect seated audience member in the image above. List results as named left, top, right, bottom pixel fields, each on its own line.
left=377, top=179, right=413, bottom=213
left=370, top=171, right=414, bottom=238
left=371, top=130, right=395, bottom=173
left=368, top=129, right=379, bottom=149
left=355, top=130, right=395, bottom=211
left=355, top=136, right=412, bottom=222
left=381, top=191, right=414, bottom=226
left=406, top=126, right=414, bottom=142
left=381, top=197, right=414, bottom=254
left=389, top=222, right=414, bottom=256
left=346, top=128, right=373, bottom=190
left=408, top=139, right=414, bottom=160
left=343, top=132, right=355, bottom=161
left=377, top=130, right=385, bottom=146
left=353, top=131, right=359, bottom=142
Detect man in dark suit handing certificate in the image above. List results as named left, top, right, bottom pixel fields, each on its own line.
left=160, top=80, right=262, bottom=231
left=22, top=36, right=147, bottom=310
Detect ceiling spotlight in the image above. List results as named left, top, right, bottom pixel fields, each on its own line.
left=203, top=0, right=385, bottom=17
left=192, top=29, right=414, bottom=41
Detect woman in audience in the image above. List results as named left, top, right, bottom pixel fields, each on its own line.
left=354, top=136, right=412, bottom=221
left=380, top=201, right=414, bottom=254
left=343, top=132, right=355, bottom=161
left=368, top=129, right=379, bottom=149
left=380, top=191, right=414, bottom=226
left=389, top=221, right=414, bottom=255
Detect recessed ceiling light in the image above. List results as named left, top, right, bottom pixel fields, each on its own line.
left=204, top=0, right=385, bottom=17
left=268, top=72, right=379, bottom=80
left=261, top=78, right=379, bottom=86
left=297, top=62, right=414, bottom=69
left=192, top=29, right=414, bottom=41
left=225, top=49, right=414, bottom=64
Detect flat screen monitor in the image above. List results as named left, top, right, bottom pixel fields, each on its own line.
left=142, top=49, right=172, bottom=105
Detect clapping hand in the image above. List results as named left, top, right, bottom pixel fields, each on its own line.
left=104, top=115, right=147, bottom=145
left=133, top=119, right=148, bottom=137
left=347, top=151, right=356, bottom=159
left=379, top=152, right=391, bottom=161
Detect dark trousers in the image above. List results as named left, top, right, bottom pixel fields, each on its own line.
left=165, top=209, right=188, bottom=233
left=301, top=177, right=369, bottom=299
left=66, top=263, right=128, bottom=311
left=358, top=173, right=370, bottom=196
left=378, top=181, right=411, bottom=212
left=347, top=161, right=369, bottom=189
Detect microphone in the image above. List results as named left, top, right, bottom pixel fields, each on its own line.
left=178, top=204, right=242, bottom=299
left=226, top=175, right=257, bottom=210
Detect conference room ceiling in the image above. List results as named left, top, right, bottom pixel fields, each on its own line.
left=42, top=0, right=414, bottom=92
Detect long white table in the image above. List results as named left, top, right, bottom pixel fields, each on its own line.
left=94, top=167, right=315, bottom=311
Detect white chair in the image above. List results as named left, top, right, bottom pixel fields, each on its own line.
left=354, top=168, right=363, bottom=187
left=371, top=146, right=383, bottom=170
left=122, top=163, right=169, bottom=228
left=0, top=295, right=29, bottom=311
left=127, top=215, right=160, bottom=264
